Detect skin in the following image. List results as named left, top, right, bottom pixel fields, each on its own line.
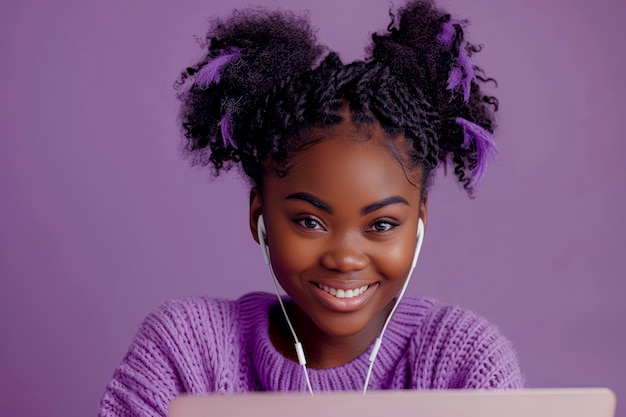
left=249, top=117, right=427, bottom=369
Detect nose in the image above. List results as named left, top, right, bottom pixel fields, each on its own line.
left=320, top=234, right=369, bottom=273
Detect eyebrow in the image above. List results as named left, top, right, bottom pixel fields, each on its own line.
left=285, top=193, right=333, bottom=214
left=361, top=196, right=410, bottom=215
left=285, top=193, right=410, bottom=215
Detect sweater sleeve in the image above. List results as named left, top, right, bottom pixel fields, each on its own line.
left=411, top=304, right=524, bottom=389
left=98, top=297, right=231, bottom=417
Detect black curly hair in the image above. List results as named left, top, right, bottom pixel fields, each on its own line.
left=175, top=0, right=499, bottom=197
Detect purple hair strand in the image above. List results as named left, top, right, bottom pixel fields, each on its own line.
left=455, top=117, right=497, bottom=188
left=195, top=48, right=241, bottom=87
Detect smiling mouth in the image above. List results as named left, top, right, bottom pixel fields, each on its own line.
left=315, top=283, right=370, bottom=299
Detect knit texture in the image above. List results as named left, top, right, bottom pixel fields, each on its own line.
left=99, top=292, right=523, bottom=416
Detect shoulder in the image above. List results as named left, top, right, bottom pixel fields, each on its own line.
left=139, top=292, right=274, bottom=342
left=403, top=297, right=524, bottom=389
left=99, top=297, right=230, bottom=416
left=137, top=292, right=276, bottom=350
left=99, top=293, right=273, bottom=416
left=139, top=296, right=234, bottom=342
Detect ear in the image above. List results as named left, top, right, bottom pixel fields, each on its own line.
left=249, top=187, right=263, bottom=244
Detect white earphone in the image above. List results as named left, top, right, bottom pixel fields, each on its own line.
left=256, top=214, right=425, bottom=395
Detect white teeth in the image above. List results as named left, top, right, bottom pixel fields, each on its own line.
left=319, top=284, right=369, bottom=299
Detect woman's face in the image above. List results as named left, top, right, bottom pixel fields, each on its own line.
left=250, top=120, right=426, bottom=342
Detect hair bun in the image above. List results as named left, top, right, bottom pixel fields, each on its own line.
left=368, top=0, right=498, bottom=194
left=368, top=1, right=448, bottom=92
left=176, top=8, right=325, bottom=169
left=202, top=9, right=325, bottom=98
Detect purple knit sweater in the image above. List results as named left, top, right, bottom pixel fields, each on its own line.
left=99, top=292, right=523, bottom=416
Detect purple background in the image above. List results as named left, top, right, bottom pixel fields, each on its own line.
left=1, top=0, right=624, bottom=416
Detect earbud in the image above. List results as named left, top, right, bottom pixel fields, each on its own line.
left=257, top=214, right=267, bottom=238
left=411, top=218, right=425, bottom=270
left=257, top=215, right=270, bottom=266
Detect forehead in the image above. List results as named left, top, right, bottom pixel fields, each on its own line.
left=263, top=121, right=422, bottom=205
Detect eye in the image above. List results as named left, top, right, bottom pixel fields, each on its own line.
left=367, top=220, right=399, bottom=233
left=295, top=217, right=325, bottom=231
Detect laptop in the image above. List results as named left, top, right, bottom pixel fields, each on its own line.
left=169, top=388, right=616, bottom=417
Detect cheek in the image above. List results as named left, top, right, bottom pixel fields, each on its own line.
left=266, top=232, right=319, bottom=282
left=373, top=237, right=416, bottom=280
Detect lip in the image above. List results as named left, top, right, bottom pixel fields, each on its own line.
left=309, top=281, right=379, bottom=313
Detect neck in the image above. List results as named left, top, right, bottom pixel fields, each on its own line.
left=269, top=300, right=394, bottom=369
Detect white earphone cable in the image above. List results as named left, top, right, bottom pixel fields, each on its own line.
left=362, top=218, right=424, bottom=394
left=258, top=216, right=314, bottom=395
